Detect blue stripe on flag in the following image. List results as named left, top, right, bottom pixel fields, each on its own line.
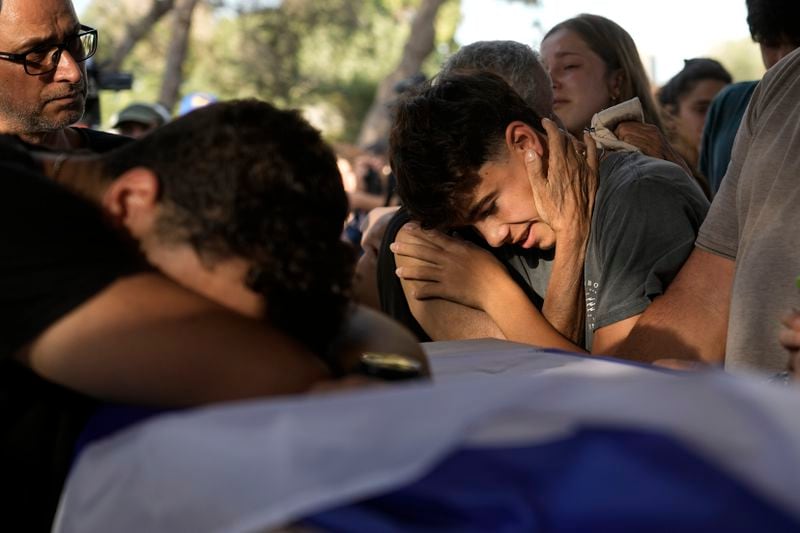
left=305, top=426, right=799, bottom=532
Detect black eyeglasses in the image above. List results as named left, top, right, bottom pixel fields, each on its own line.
left=0, top=25, right=98, bottom=76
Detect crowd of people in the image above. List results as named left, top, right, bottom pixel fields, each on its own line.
left=374, top=1, right=800, bottom=376
left=1, top=0, right=799, bottom=529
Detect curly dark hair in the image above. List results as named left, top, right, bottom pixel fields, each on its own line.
left=390, top=71, right=544, bottom=230
left=658, top=58, right=732, bottom=109
left=103, top=100, right=354, bottom=366
left=747, top=0, right=800, bottom=47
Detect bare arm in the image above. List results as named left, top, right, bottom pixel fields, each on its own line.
left=353, top=252, right=382, bottom=311
left=782, top=310, right=800, bottom=380
left=396, top=250, right=505, bottom=340
left=479, top=264, right=584, bottom=350
left=395, top=231, right=648, bottom=355
left=591, top=314, right=642, bottom=355
left=18, top=273, right=328, bottom=406
left=540, top=237, right=587, bottom=344
left=404, top=297, right=506, bottom=341
left=347, top=191, right=387, bottom=211
left=353, top=206, right=403, bottom=310
left=613, top=248, right=733, bottom=364
left=393, top=226, right=578, bottom=348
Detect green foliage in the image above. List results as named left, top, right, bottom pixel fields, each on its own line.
left=84, top=0, right=461, bottom=142
left=424, top=0, right=461, bottom=72
left=84, top=0, right=176, bottom=119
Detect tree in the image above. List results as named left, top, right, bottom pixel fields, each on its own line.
left=83, top=0, right=461, bottom=140
left=357, top=0, right=448, bottom=147
left=101, top=0, right=176, bottom=72
left=159, top=0, right=203, bottom=111
left=355, top=0, right=537, bottom=146
left=183, top=0, right=459, bottom=140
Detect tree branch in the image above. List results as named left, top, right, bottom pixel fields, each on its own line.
left=102, top=0, right=176, bottom=72
left=356, top=0, right=447, bottom=147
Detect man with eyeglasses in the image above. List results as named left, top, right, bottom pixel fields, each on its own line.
left=0, top=0, right=126, bottom=151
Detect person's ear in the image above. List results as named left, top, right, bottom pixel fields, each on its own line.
left=505, top=120, right=546, bottom=159
left=608, top=68, right=625, bottom=105
left=101, top=167, right=160, bottom=237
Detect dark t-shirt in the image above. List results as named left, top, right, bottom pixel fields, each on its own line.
left=584, top=151, right=709, bottom=349
left=0, top=143, right=141, bottom=531
left=15, top=127, right=131, bottom=155
left=698, top=81, right=758, bottom=196
left=74, top=126, right=132, bottom=153
left=378, top=208, right=552, bottom=341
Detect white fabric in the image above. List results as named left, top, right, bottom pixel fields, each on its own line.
left=55, top=341, right=800, bottom=533
left=589, top=97, right=645, bottom=152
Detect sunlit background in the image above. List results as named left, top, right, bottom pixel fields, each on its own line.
left=74, top=0, right=762, bottom=141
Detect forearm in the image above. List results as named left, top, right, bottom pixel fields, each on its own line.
left=395, top=251, right=505, bottom=340
left=406, top=290, right=506, bottom=340
left=395, top=242, right=583, bottom=350
left=352, top=252, right=381, bottom=310
left=615, top=296, right=727, bottom=364
left=20, top=273, right=328, bottom=406
left=483, top=274, right=583, bottom=352
left=541, top=237, right=587, bottom=345
left=613, top=248, right=732, bottom=364
left=348, top=191, right=386, bottom=211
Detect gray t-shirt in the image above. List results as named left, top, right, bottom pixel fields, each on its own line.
left=696, top=47, right=800, bottom=375
left=496, top=246, right=554, bottom=306
left=584, top=151, right=709, bottom=349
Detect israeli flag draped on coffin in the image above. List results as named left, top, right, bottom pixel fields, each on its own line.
left=55, top=341, right=800, bottom=532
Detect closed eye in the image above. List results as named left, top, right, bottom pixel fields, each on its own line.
left=478, top=200, right=498, bottom=220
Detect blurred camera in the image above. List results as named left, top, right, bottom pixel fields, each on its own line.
left=80, top=58, right=134, bottom=128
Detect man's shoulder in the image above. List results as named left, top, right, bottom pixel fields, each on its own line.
left=714, top=81, right=759, bottom=109
left=762, top=46, right=800, bottom=90
left=748, top=48, right=800, bottom=123
left=71, top=127, right=133, bottom=153
left=601, top=151, right=692, bottom=190
left=384, top=207, right=412, bottom=242
left=597, top=151, right=709, bottom=219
